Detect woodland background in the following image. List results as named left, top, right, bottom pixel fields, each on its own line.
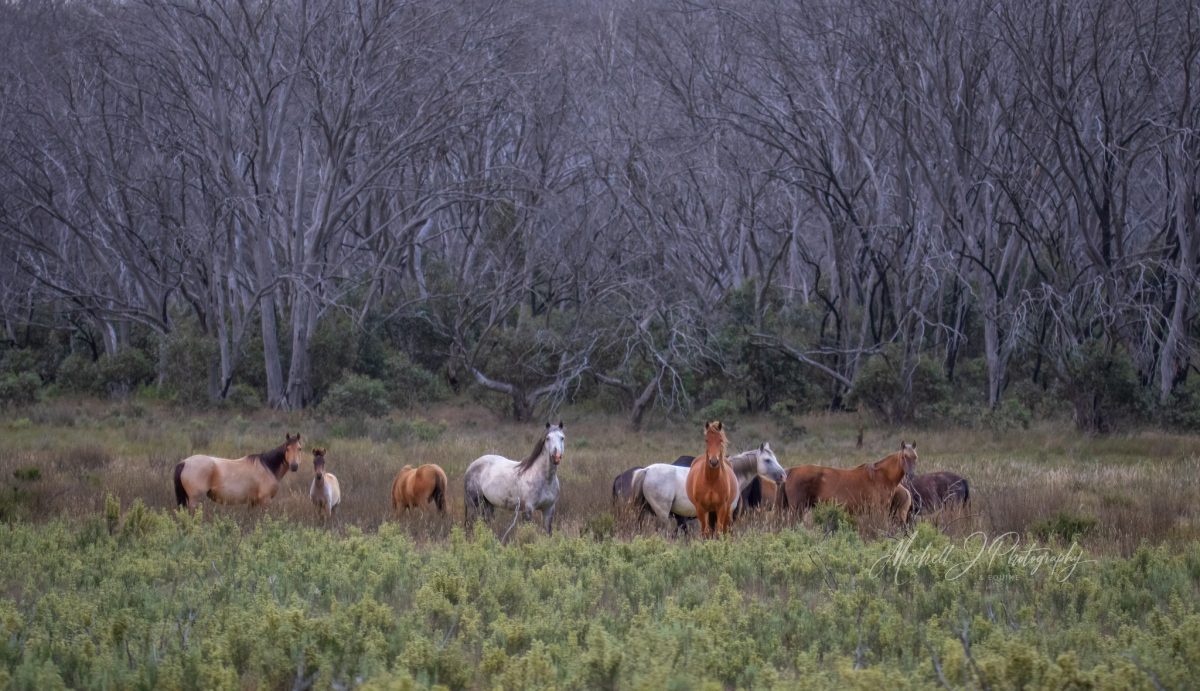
left=2, top=0, right=1199, bottom=433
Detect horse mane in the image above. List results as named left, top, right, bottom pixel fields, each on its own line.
left=255, top=444, right=288, bottom=475
left=727, top=449, right=759, bottom=476
left=516, top=435, right=547, bottom=474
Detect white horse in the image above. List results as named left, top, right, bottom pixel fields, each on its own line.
left=463, top=422, right=565, bottom=536
left=631, top=443, right=785, bottom=532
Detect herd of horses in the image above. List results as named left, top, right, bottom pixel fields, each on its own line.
left=171, top=420, right=970, bottom=537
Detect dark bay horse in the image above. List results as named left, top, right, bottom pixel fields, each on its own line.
left=905, top=471, right=970, bottom=518
left=174, top=433, right=303, bottom=508
left=777, top=441, right=917, bottom=525
left=685, top=420, right=738, bottom=537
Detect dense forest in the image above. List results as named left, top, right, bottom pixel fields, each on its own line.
left=1, top=0, right=1198, bottom=431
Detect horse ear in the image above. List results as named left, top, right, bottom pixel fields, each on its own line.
left=715, top=420, right=723, bottom=431
left=546, top=422, right=551, bottom=430
left=558, top=420, right=563, bottom=429
left=760, top=442, right=766, bottom=451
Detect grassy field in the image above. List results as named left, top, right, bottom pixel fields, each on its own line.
left=1, top=399, right=1199, bottom=688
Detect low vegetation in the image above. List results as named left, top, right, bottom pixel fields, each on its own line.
left=0, top=400, right=1198, bottom=688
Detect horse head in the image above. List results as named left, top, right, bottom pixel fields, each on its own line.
left=898, top=440, right=918, bottom=478
left=545, top=421, right=565, bottom=465
left=756, top=441, right=786, bottom=483
left=312, top=447, right=327, bottom=481
left=284, top=433, right=303, bottom=472
left=703, top=420, right=727, bottom=468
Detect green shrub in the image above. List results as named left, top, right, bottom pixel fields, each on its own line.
left=320, top=374, right=391, bottom=418
left=55, top=353, right=100, bottom=394
left=382, top=353, right=449, bottom=408
left=849, top=348, right=948, bottom=424
left=1032, top=511, right=1097, bottom=543
left=384, top=418, right=447, bottom=443
left=162, top=332, right=217, bottom=404
left=811, top=502, right=855, bottom=534
left=0, top=372, right=40, bottom=408
left=1161, top=376, right=1200, bottom=431
left=96, top=349, right=154, bottom=398
left=221, top=383, right=261, bottom=412
left=1062, top=340, right=1147, bottom=432
left=694, top=398, right=739, bottom=427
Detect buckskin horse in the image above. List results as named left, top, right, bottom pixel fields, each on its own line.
left=173, top=433, right=303, bottom=508
left=463, top=422, right=565, bottom=535
left=685, top=420, right=740, bottom=537
left=777, top=441, right=917, bottom=526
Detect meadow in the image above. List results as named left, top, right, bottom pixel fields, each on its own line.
left=1, top=399, right=1199, bottom=688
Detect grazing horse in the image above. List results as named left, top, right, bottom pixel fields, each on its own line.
left=464, top=422, right=565, bottom=536
left=905, top=471, right=970, bottom=518
left=777, top=441, right=918, bottom=526
left=631, top=444, right=786, bottom=533
left=173, top=433, right=303, bottom=508
left=392, top=464, right=449, bottom=513
left=684, top=420, right=738, bottom=537
left=309, top=448, right=342, bottom=519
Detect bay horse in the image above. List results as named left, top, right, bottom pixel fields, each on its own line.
left=464, top=422, right=565, bottom=536
left=905, top=471, right=970, bottom=518
left=777, top=441, right=918, bottom=526
left=173, top=433, right=303, bottom=508
left=392, top=464, right=448, bottom=513
left=631, top=444, right=786, bottom=534
left=309, top=447, right=342, bottom=519
left=685, top=420, right=739, bottom=537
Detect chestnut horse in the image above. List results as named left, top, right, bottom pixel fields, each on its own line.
left=905, top=471, right=970, bottom=518
left=309, top=447, right=342, bottom=519
left=391, top=464, right=448, bottom=513
left=777, top=441, right=917, bottom=525
left=685, top=420, right=739, bottom=537
left=174, top=433, right=303, bottom=508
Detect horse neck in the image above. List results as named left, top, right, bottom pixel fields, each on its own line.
left=875, top=453, right=905, bottom=484
left=727, top=451, right=759, bottom=488
left=524, top=446, right=556, bottom=483
left=257, top=445, right=288, bottom=480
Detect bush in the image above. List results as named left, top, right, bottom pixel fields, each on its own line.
left=221, top=383, right=261, bottom=412
left=1032, top=511, right=1097, bottom=543
left=55, top=353, right=100, bottom=394
left=694, top=398, right=739, bottom=427
left=849, top=348, right=948, bottom=424
left=96, top=349, right=154, bottom=398
left=1161, top=376, right=1200, bottom=431
left=0, top=372, right=40, bottom=408
left=381, top=352, right=449, bottom=408
left=320, top=374, right=391, bottom=418
left=163, top=333, right=217, bottom=404
left=1062, top=340, right=1147, bottom=433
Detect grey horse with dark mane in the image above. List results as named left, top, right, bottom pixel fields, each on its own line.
left=464, top=422, right=565, bottom=536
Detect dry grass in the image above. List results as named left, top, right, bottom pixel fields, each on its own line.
left=1, top=398, right=1198, bottom=554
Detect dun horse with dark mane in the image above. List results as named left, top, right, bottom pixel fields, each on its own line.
left=778, top=441, right=917, bottom=525
left=685, top=420, right=739, bottom=537
left=173, top=433, right=303, bottom=508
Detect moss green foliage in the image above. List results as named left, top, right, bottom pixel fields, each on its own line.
left=849, top=348, right=949, bottom=424
left=0, top=516, right=1196, bottom=689
left=320, top=375, right=392, bottom=419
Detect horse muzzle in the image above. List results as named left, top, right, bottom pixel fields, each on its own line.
left=707, top=456, right=719, bottom=468
left=290, top=462, right=300, bottom=472
left=551, top=452, right=562, bottom=465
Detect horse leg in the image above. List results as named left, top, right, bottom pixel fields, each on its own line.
left=697, top=510, right=711, bottom=538
left=717, top=505, right=732, bottom=535
left=542, top=505, right=556, bottom=535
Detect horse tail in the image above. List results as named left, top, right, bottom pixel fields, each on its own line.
left=431, top=466, right=448, bottom=513
left=173, top=461, right=188, bottom=508
left=630, top=468, right=653, bottom=520
left=961, top=478, right=970, bottom=508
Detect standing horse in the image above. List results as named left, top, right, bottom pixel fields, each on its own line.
left=463, top=422, right=565, bottom=536
left=683, top=421, right=737, bottom=537
left=905, top=471, right=970, bottom=518
left=174, top=433, right=303, bottom=508
left=309, top=448, right=342, bottom=519
left=777, top=441, right=918, bottom=526
left=392, top=464, right=448, bottom=513
left=612, top=455, right=692, bottom=503
left=632, top=443, right=786, bottom=533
